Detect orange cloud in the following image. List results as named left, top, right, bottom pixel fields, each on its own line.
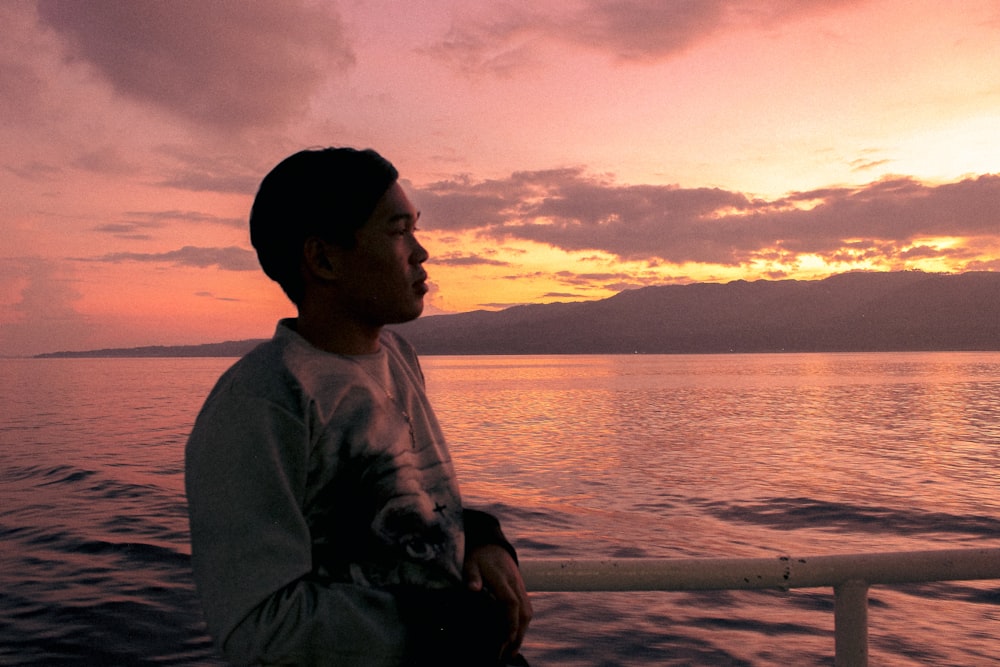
left=413, top=171, right=1000, bottom=270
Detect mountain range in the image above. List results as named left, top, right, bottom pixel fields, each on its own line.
left=35, top=271, right=1000, bottom=357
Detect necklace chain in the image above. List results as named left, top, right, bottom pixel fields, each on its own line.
left=349, top=355, right=417, bottom=449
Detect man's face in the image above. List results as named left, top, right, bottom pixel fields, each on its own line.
left=334, top=182, right=429, bottom=326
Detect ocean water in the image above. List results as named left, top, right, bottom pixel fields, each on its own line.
left=1, top=352, right=999, bottom=665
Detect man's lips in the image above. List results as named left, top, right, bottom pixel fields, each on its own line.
left=413, top=273, right=429, bottom=295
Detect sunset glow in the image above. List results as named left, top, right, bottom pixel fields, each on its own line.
left=2, top=0, right=999, bottom=356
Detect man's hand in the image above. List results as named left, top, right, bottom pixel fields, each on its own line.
left=464, top=544, right=533, bottom=661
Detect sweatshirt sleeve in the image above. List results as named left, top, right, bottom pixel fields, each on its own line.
left=463, top=508, right=519, bottom=565
left=185, top=389, right=408, bottom=666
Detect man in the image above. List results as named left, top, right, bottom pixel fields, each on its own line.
left=185, top=147, right=531, bottom=665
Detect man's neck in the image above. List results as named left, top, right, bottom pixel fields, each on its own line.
left=294, top=311, right=382, bottom=356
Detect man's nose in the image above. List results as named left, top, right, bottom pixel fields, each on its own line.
left=411, top=238, right=429, bottom=264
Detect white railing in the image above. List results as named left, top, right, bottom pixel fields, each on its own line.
left=520, top=547, right=1000, bottom=666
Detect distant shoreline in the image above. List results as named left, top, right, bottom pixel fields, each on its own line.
left=33, top=340, right=265, bottom=359
left=31, top=347, right=1000, bottom=359
left=32, top=270, right=1000, bottom=358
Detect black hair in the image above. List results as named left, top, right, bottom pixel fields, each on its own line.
left=249, top=147, right=398, bottom=305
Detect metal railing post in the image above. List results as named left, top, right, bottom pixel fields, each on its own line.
left=519, top=548, right=1000, bottom=663
left=834, top=579, right=869, bottom=667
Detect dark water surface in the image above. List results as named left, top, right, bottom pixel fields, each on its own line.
left=2, top=353, right=999, bottom=665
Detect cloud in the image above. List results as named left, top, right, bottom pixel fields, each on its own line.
left=477, top=302, right=533, bottom=309
left=157, top=169, right=261, bottom=195
left=422, top=4, right=545, bottom=77
left=413, top=173, right=524, bottom=229
left=0, top=4, right=52, bottom=126
left=35, top=0, right=354, bottom=131
left=553, top=270, right=639, bottom=285
left=850, top=158, right=892, bottom=172
left=71, top=146, right=135, bottom=174
left=92, top=222, right=158, bottom=241
left=417, top=168, right=756, bottom=262
left=90, top=210, right=245, bottom=240
left=153, top=145, right=265, bottom=195
left=5, top=161, right=61, bottom=182
left=120, top=209, right=246, bottom=229
left=569, top=0, right=731, bottom=61
left=770, top=176, right=1000, bottom=251
left=85, top=246, right=259, bottom=271
left=0, top=60, right=46, bottom=126
left=0, top=257, right=94, bottom=356
left=427, top=0, right=865, bottom=72
left=415, top=170, right=1000, bottom=268
left=195, top=291, right=242, bottom=303
left=432, top=252, right=511, bottom=267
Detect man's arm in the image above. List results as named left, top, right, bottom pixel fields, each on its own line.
left=463, top=508, right=519, bottom=563
left=462, top=509, right=533, bottom=661
left=185, top=392, right=409, bottom=666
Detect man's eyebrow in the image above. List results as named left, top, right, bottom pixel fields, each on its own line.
left=388, top=211, right=421, bottom=223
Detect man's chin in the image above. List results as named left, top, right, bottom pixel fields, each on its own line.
left=389, top=302, right=424, bottom=325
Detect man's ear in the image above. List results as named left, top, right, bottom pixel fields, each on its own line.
left=302, top=237, right=340, bottom=281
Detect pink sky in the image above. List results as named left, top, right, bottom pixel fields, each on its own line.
left=2, top=0, right=999, bottom=356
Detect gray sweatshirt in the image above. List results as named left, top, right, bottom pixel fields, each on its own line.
left=186, top=321, right=501, bottom=665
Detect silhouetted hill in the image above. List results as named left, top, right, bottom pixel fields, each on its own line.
left=34, top=339, right=263, bottom=359
left=392, top=271, right=1000, bottom=354
left=35, top=271, right=1000, bottom=357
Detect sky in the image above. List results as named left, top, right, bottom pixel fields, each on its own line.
left=2, top=0, right=999, bottom=356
